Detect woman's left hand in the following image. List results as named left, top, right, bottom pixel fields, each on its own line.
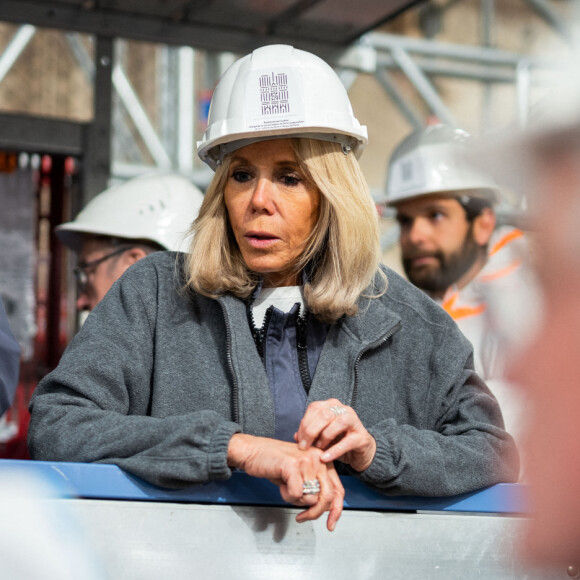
left=295, top=398, right=376, bottom=472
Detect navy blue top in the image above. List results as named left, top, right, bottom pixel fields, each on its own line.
left=259, top=303, right=329, bottom=442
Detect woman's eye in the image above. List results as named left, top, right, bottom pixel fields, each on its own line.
left=280, top=174, right=301, bottom=187
left=231, top=170, right=252, bottom=183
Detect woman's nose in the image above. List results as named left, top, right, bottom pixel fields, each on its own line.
left=250, top=178, right=275, bottom=213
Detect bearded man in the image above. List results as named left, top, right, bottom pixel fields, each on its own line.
left=384, top=124, right=533, bottom=450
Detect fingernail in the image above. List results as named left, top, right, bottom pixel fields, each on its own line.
left=321, top=452, right=330, bottom=461
left=299, top=440, right=307, bottom=449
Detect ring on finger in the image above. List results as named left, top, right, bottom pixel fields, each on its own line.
left=329, top=405, right=347, bottom=417
left=302, top=479, right=321, bottom=495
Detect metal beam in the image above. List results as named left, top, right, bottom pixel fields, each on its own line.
left=335, top=44, right=377, bottom=74
left=375, top=67, right=423, bottom=129
left=523, top=0, right=573, bottom=43
left=267, top=0, right=323, bottom=29
left=177, top=47, right=194, bottom=174
left=83, top=36, right=113, bottom=203
left=0, top=0, right=346, bottom=59
left=391, top=47, right=456, bottom=126
left=0, top=112, right=85, bottom=154
left=365, top=31, right=555, bottom=68
left=159, top=47, right=178, bottom=166
left=113, top=65, right=172, bottom=169
left=516, top=60, right=532, bottom=128
left=376, top=52, right=515, bottom=84
left=63, top=32, right=172, bottom=170
left=64, top=34, right=154, bottom=167
left=480, top=0, right=495, bottom=137
left=64, top=32, right=94, bottom=75
left=0, top=24, right=36, bottom=84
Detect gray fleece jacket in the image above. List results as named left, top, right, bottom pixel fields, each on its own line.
left=28, top=252, right=519, bottom=495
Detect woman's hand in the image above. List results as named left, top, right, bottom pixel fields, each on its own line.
left=295, top=398, right=377, bottom=472
left=227, top=433, right=344, bottom=531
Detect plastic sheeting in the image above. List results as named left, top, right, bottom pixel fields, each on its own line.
left=0, top=167, right=36, bottom=360
left=0, top=167, right=35, bottom=443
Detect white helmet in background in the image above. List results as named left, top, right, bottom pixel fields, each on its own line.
left=56, top=173, right=204, bottom=252
left=197, top=44, right=368, bottom=170
left=385, top=124, right=501, bottom=206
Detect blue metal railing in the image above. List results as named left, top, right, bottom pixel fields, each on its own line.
left=0, top=459, right=529, bottom=514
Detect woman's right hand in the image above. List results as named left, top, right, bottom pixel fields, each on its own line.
left=227, top=433, right=344, bottom=531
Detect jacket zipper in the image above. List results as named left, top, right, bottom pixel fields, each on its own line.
left=249, top=306, right=274, bottom=362
left=220, top=301, right=240, bottom=424
left=351, top=321, right=402, bottom=410
left=296, top=310, right=312, bottom=394
left=260, top=307, right=274, bottom=367
left=248, top=302, right=311, bottom=394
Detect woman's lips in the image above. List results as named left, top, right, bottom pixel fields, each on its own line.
left=245, top=231, right=279, bottom=248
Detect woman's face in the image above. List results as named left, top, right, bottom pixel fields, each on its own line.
left=224, top=139, right=320, bottom=287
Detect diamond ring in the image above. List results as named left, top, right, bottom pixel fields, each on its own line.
left=302, top=479, right=321, bottom=495
left=329, top=405, right=347, bottom=417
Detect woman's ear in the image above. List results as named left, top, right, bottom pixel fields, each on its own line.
left=472, top=207, right=496, bottom=246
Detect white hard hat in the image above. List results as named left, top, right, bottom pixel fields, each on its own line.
left=385, top=124, right=500, bottom=205
left=56, top=173, right=204, bottom=252
left=197, top=44, right=368, bottom=170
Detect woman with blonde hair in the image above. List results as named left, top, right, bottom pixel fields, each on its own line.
left=188, top=136, right=382, bottom=323
left=29, top=45, right=518, bottom=532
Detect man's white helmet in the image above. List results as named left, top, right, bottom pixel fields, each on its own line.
left=56, top=173, right=204, bottom=252
left=385, top=124, right=500, bottom=205
left=197, top=44, right=368, bottom=170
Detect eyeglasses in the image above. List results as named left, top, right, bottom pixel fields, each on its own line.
left=74, top=246, right=129, bottom=291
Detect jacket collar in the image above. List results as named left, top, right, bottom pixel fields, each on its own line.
left=339, top=271, right=402, bottom=347
left=217, top=270, right=402, bottom=412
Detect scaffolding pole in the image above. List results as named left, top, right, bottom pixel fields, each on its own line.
left=390, top=47, right=456, bottom=126
left=0, top=25, right=35, bottom=84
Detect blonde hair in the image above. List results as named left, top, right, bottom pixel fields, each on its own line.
left=185, top=138, right=386, bottom=323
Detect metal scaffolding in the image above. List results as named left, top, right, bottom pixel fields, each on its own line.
left=0, top=0, right=576, bottom=199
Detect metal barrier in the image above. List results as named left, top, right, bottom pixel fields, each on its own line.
left=0, top=459, right=568, bottom=579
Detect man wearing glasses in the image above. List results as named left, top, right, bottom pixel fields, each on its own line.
left=57, top=173, right=204, bottom=312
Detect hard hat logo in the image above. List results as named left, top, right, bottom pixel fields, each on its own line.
left=388, top=151, right=426, bottom=197
left=248, top=68, right=305, bottom=130
left=258, top=72, right=290, bottom=115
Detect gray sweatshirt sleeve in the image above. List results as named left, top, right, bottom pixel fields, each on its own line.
left=28, top=268, right=240, bottom=489
left=0, top=297, right=20, bottom=416
left=355, top=328, right=519, bottom=496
